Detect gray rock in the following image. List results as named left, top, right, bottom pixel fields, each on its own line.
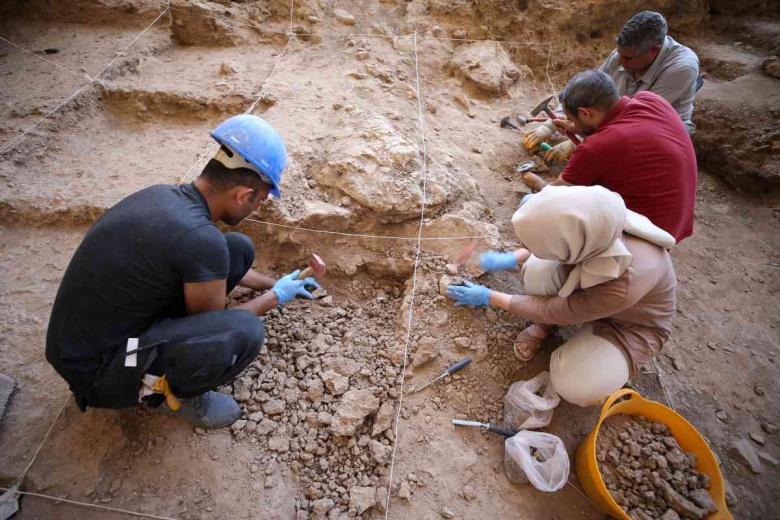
left=398, top=481, right=412, bottom=501
left=321, top=357, right=362, bottom=377
left=763, top=56, right=780, bottom=79
left=630, top=510, right=655, bottom=520
left=311, top=498, right=335, bottom=520
left=758, top=450, right=779, bottom=467
left=375, top=487, right=388, bottom=513
left=372, top=402, right=394, bottom=437
left=348, top=486, right=376, bottom=514
left=230, top=419, right=247, bottom=434
left=663, top=483, right=706, bottom=520
left=321, top=370, right=349, bottom=395
left=411, top=336, right=440, bottom=367
left=263, top=399, right=286, bottom=415
left=441, top=506, right=455, bottom=518
left=307, top=378, right=325, bottom=400
left=256, top=418, right=278, bottom=436
left=762, top=422, right=778, bottom=435
left=660, top=510, right=681, bottom=520
left=368, top=440, right=391, bottom=464
left=460, top=484, right=477, bottom=501
left=268, top=436, right=290, bottom=452
left=688, top=489, right=718, bottom=514
left=333, top=8, right=355, bottom=26
left=331, top=389, right=380, bottom=436
left=727, top=438, right=764, bottom=473
left=233, top=377, right=253, bottom=402
left=296, top=355, right=316, bottom=371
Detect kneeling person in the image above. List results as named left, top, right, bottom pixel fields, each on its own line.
left=447, top=186, right=676, bottom=407
left=46, top=115, right=319, bottom=428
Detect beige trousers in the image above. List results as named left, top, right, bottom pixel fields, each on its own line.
left=522, top=255, right=630, bottom=407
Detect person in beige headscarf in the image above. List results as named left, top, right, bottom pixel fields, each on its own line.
left=446, top=185, right=676, bottom=406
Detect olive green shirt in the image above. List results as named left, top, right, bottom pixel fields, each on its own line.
left=599, top=36, right=700, bottom=133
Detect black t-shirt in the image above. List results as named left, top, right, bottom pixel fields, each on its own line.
left=46, top=183, right=228, bottom=388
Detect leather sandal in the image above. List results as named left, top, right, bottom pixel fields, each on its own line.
left=513, top=324, right=549, bottom=362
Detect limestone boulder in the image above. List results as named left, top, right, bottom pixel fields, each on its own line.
left=449, top=42, right=527, bottom=96
left=312, top=112, right=480, bottom=221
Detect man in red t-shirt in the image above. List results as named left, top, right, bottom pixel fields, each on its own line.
left=522, top=69, right=697, bottom=243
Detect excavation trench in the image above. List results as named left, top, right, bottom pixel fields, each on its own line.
left=1, top=1, right=779, bottom=519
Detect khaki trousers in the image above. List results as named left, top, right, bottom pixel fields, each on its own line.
left=522, top=255, right=630, bottom=407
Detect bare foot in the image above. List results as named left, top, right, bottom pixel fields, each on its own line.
left=513, top=323, right=550, bottom=362
left=522, top=172, right=548, bottom=192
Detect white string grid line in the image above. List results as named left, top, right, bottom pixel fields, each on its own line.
left=383, top=30, right=429, bottom=517
left=0, top=1, right=172, bottom=155
left=177, top=35, right=293, bottom=186
left=0, top=487, right=179, bottom=520
left=12, top=394, right=70, bottom=489
left=652, top=358, right=678, bottom=411
left=242, top=217, right=483, bottom=241
left=0, top=35, right=93, bottom=82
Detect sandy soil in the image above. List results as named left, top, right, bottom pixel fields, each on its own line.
left=0, top=1, right=778, bottom=519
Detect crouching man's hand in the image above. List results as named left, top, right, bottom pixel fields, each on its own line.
left=271, top=270, right=321, bottom=305
left=446, top=280, right=491, bottom=307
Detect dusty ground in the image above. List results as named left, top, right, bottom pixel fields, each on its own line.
left=0, top=1, right=778, bottom=519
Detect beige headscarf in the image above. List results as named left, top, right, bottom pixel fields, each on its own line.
left=511, top=185, right=674, bottom=297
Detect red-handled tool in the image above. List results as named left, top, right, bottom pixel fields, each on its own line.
left=413, top=357, right=472, bottom=393
left=296, top=253, right=326, bottom=280
left=453, top=239, right=478, bottom=269
left=530, top=95, right=582, bottom=145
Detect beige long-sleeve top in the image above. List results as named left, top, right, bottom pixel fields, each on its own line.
left=508, top=235, right=676, bottom=376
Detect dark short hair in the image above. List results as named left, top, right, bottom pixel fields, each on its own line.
left=559, top=70, right=619, bottom=114
left=617, top=11, right=668, bottom=53
left=199, top=158, right=269, bottom=195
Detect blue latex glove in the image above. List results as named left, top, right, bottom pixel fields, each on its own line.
left=479, top=251, right=518, bottom=271
left=271, top=270, right=321, bottom=305
left=446, top=280, right=491, bottom=307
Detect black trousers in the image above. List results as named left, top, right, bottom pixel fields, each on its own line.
left=81, top=233, right=264, bottom=410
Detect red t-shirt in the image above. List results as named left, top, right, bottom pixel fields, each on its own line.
left=561, top=92, right=697, bottom=243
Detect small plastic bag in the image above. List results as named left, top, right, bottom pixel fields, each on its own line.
left=503, top=371, right=561, bottom=430
left=504, top=431, right=570, bottom=491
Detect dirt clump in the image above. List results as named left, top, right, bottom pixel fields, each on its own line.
left=597, top=414, right=718, bottom=520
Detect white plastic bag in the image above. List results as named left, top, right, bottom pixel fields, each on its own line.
left=503, top=371, right=561, bottom=430
left=504, top=431, right=570, bottom=492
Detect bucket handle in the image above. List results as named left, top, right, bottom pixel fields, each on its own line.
left=599, top=388, right=640, bottom=420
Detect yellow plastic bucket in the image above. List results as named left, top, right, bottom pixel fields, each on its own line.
left=575, top=388, right=732, bottom=519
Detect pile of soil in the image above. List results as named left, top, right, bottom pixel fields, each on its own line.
left=597, top=414, right=719, bottom=520
left=226, top=282, right=404, bottom=518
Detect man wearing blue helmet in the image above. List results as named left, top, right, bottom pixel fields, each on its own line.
left=46, top=115, right=319, bottom=429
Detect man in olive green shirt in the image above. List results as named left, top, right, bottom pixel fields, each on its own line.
left=525, top=11, right=701, bottom=162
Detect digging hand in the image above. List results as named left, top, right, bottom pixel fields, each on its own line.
left=271, top=270, right=321, bottom=305
left=479, top=251, right=518, bottom=272
left=523, top=120, right=555, bottom=150
left=446, top=280, right=491, bottom=307
left=544, top=140, right=577, bottom=163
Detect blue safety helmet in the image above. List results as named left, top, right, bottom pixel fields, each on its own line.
left=209, top=114, right=287, bottom=198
